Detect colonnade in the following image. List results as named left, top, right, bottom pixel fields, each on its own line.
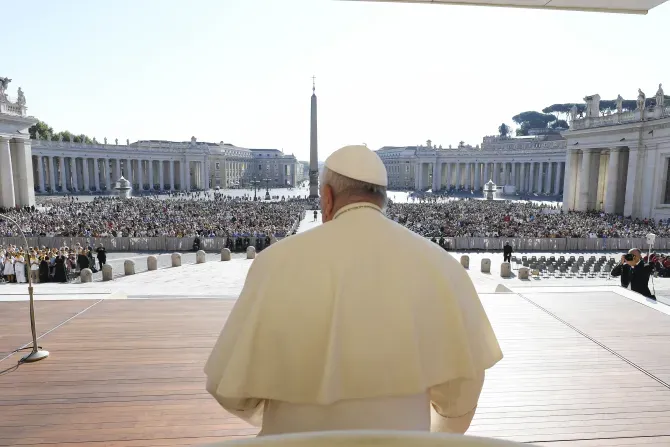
left=415, top=160, right=565, bottom=195
left=562, top=148, right=629, bottom=214
left=31, top=156, right=208, bottom=193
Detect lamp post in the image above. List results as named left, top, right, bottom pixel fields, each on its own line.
left=263, top=177, right=271, bottom=200
left=251, top=177, right=260, bottom=201
left=0, top=214, right=49, bottom=363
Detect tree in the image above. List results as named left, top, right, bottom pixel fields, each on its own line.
left=498, top=123, right=510, bottom=138
left=29, top=121, right=54, bottom=140
left=28, top=120, right=92, bottom=143
left=550, top=120, right=569, bottom=130
left=512, top=111, right=556, bottom=136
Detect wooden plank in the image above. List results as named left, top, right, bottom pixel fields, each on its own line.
left=2, top=293, right=670, bottom=446
left=0, top=300, right=99, bottom=358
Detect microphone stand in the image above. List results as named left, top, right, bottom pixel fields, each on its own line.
left=0, top=213, right=50, bottom=363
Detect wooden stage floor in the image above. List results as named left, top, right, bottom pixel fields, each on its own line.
left=2, top=292, right=670, bottom=447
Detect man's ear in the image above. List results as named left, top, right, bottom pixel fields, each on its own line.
left=321, top=185, right=335, bottom=222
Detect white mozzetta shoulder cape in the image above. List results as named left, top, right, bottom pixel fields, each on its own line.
left=205, top=205, right=502, bottom=421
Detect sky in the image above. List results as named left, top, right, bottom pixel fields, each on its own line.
left=3, top=0, right=670, bottom=161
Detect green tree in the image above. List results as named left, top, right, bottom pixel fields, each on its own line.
left=512, top=111, right=556, bottom=136
left=29, top=120, right=54, bottom=140
left=28, top=120, right=93, bottom=143
left=498, top=123, right=510, bottom=138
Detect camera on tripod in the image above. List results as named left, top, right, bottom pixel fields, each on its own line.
left=624, top=253, right=635, bottom=261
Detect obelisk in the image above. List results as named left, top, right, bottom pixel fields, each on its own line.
left=309, top=76, right=319, bottom=198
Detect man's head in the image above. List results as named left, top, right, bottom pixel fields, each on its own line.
left=319, top=145, right=388, bottom=223
left=625, top=248, right=642, bottom=265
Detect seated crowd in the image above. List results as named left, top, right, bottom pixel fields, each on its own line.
left=0, top=196, right=315, bottom=238
left=386, top=199, right=670, bottom=238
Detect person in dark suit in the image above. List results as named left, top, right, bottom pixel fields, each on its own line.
left=96, top=246, right=107, bottom=269
left=611, top=248, right=655, bottom=299
left=77, top=250, right=90, bottom=270
left=503, top=242, right=513, bottom=263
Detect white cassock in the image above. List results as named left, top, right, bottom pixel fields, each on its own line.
left=205, top=202, right=503, bottom=436
left=15, top=258, right=27, bottom=283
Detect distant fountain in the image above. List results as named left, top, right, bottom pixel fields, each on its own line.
left=114, top=176, right=132, bottom=199
left=484, top=180, right=497, bottom=200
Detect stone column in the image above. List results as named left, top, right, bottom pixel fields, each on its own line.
left=37, top=156, right=45, bottom=193
left=182, top=160, right=188, bottom=191
left=414, top=163, right=421, bottom=190
left=432, top=161, right=441, bottom=191
left=576, top=150, right=595, bottom=212
left=492, top=162, right=498, bottom=184
left=126, top=159, right=133, bottom=186
left=170, top=161, right=175, bottom=190
left=535, top=162, right=544, bottom=194
left=159, top=161, right=165, bottom=190
left=136, top=160, right=143, bottom=191
left=94, top=159, right=101, bottom=191
left=0, top=137, right=16, bottom=208
left=528, top=162, right=536, bottom=193
left=83, top=158, right=90, bottom=191
left=106, top=159, right=112, bottom=190
left=445, top=163, right=452, bottom=189
left=59, top=156, right=66, bottom=191
left=554, top=162, right=563, bottom=195
left=483, top=162, right=490, bottom=184
left=623, top=149, right=638, bottom=217
left=148, top=160, right=154, bottom=190
left=604, top=149, right=622, bottom=214
left=455, top=163, right=461, bottom=188
left=71, top=157, right=79, bottom=191
left=562, top=151, right=579, bottom=211
left=49, top=157, right=56, bottom=192
left=474, top=162, right=481, bottom=191
left=519, top=163, right=526, bottom=192
left=544, top=162, right=552, bottom=194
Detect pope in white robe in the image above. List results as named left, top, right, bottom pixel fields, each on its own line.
left=205, top=145, right=503, bottom=436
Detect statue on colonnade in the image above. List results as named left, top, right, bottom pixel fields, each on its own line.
left=637, top=89, right=646, bottom=111
left=656, top=84, right=665, bottom=108
left=0, top=77, right=11, bottom=99
left=616, top=95, right=623, bottom=114
left=16, top=87, right=26, bottom=106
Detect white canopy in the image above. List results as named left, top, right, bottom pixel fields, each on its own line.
left=346, top=0, right=668, bottom=14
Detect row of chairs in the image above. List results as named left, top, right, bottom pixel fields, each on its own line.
left=510, top=255, right=618, bottom=279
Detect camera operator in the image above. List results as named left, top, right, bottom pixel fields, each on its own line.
left=611, top=248, right=656, bottom=300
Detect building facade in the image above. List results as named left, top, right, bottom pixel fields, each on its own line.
left=0, top=79, right=37, bottom=209
left=562, top=86, right=670, bottom=219
left=27, top=139, right=299, bottom=194
left=377, top=136, right=567, bottom=196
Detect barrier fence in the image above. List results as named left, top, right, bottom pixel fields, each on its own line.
left=0, top=236, right=665, bottom=252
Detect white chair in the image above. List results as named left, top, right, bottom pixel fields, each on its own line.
left=202, top=430, right=530, bottom=447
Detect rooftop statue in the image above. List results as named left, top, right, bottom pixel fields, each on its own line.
left=0, top=77, right=11, bottom=98
left=656, top=84, right=665, bottom=108
left=637, top=89, right=646, bottom=110
left=16, top=87, right=26, bottom=106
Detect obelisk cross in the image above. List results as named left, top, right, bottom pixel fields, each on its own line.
left=312, top=75, right=316, bottom=93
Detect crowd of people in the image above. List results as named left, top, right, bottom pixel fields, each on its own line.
left=385, top=199, right=670, bottom=238
left=0, top=196, right=316, bottom=238
left=2, top=196, right=670, bottom=249
left=0, top=243, right=106, bottom=284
